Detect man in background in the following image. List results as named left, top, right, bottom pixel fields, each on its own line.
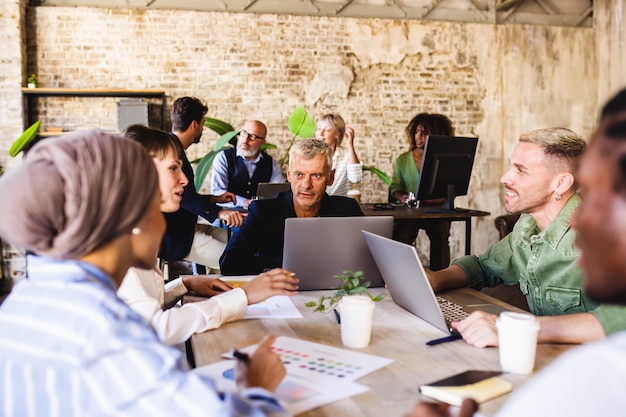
left=219, top=139, right=362, bottom=274
left=159, top=96, right=244, bottom=271
left=211, top=120, right=284, bottom=208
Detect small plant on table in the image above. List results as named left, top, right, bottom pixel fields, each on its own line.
left=305, top=270, right=385, bottom=313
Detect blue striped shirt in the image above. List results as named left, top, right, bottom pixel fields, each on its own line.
left=0, top=256, right=287, bottom=417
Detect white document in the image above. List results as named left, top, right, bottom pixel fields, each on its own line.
left=220, top=276, right=303, bottom=319
left=244, top=295, right=303, bottom=319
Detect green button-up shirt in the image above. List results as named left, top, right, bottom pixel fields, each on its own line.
left=453, top=194, right=626, bottom=335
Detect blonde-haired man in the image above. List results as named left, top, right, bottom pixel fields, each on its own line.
left=427, top=127, right=626, bottom=347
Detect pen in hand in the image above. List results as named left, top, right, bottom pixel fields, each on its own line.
left=231, top=348, right=250, bottom=363
left=425, top=333, right=463, bottom=346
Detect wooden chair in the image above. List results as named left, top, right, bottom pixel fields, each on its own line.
left=494, top=213, right=522, bottom=240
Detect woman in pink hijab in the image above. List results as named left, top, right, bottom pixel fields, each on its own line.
left=0, top=129, right=288, bottom=417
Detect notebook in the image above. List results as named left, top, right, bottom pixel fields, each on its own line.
left=419, top=370, right=512, bottom=407
left=255, top=182, right=291, bottom=199
left=282, top=216, right=394, bottom=291
left=362, top=231, right=508, bottom=335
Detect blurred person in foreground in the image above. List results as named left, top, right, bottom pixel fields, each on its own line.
left=0, top=130, right=288, bottom=416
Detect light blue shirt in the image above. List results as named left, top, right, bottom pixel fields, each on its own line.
left=0, top=255, right=287, bottom=417
left=211, top=149, right=284, bottom=207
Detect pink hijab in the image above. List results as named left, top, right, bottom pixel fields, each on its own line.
left=0, top=130, right=158, bottom=259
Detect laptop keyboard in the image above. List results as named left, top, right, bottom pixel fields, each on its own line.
left=436, top=296, right=470, bottom=322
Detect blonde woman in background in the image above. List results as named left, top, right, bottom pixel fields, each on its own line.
left=315, top=113, right=363, bottom=196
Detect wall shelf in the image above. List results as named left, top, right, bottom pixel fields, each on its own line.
left=21, top=87, right=167, bottom=131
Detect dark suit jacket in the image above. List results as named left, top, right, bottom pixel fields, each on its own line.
left=219, top=191, right=363, bottom=275
left=159, top=136, right=221, bottom=261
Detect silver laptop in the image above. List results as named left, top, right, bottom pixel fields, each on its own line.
left=283, top=216, right=394, bottom=291
left=362, top=231, right=507, bottom=335
left=255, top=182, right=291, bottom=199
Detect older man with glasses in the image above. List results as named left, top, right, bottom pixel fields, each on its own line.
left=212, top=120, right=284, bottom=209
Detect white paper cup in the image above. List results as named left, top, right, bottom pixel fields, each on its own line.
left=338, top=295, right=375, bottom=348
left=346, top=189, right=361, bottom=204
left=496, top=312, right=540, bottom=374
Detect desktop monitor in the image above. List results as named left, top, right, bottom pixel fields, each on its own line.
left=415, top=135, right=479, bottom=212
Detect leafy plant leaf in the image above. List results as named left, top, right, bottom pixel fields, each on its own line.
left=214, top=130, right=239, bottom=151
left=195, top=146, right=228, bottom=191
left=204, top=117, right=234, bottom=136
left=363, top=165, right=392, bottom=186
left=288, top=107, right=316, bottom=138
left=10, top=120, right=41, bottom=157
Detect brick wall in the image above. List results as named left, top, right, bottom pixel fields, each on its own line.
left=0, top=5, right=605, bottom=276
left=0, top=0, right=27, bottom=285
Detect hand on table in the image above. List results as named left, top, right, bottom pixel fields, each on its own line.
left=242, top=268, right=299, bottom=305
left=218, top=209, right=245, bottom=228
left=235, top=335, right=286, bottom=392
left=451, top=311, right=499, bottom=348
left=182, top=276, right=233, bottom=297
left=211, top=191, right=237, bottom=205
left=405, top=398, right=478, bottom=417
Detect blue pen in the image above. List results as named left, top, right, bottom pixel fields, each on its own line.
left=333, top=309, right=341, bottom=324
left=425, top=333, right=463, bottom=346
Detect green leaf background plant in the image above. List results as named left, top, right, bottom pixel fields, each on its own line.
left=9, top=121, right=41, bottom=157
left=191, top=107, right=392, bottom=193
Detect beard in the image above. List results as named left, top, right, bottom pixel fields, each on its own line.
left=237, top=145, right=258, bottom=159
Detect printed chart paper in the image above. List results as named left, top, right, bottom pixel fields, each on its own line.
left=194, top=336, right=393, bottom=414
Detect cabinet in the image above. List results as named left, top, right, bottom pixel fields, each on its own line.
left=21, top=88, right=167, bottom=132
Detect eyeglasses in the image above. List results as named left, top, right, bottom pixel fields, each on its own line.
left=239, top=129, right=265, bottom=142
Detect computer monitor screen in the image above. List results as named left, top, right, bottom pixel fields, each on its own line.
left=415, top=135, right=479, bottom=212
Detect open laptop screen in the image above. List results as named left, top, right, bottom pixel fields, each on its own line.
left=282, top=216, right=393, bottom=290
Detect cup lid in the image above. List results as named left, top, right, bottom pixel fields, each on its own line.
left=339, top=295, right=373, bottom=306
left=496, top=311, right=539, bottom=330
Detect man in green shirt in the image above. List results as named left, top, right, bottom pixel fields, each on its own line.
left=427, top=127, right=626, bottom=347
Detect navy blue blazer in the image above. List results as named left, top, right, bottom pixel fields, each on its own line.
left=219, top=190, right=363, bottom=275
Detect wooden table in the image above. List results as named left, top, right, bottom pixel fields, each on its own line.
left=361, top=205, right=491, bottom=270
left=189, top=288, right=570, bottom=417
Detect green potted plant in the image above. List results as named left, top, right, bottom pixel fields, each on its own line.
left=27, top=74, right=39, bottom=89
left=306, top=270, right=385, bottom=348
left=305, top=270, right=385, bottom=313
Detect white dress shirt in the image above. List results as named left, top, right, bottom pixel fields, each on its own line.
left=326, top=147, right=362, bottom=197
left=118, top=267, right=248, bottom=345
